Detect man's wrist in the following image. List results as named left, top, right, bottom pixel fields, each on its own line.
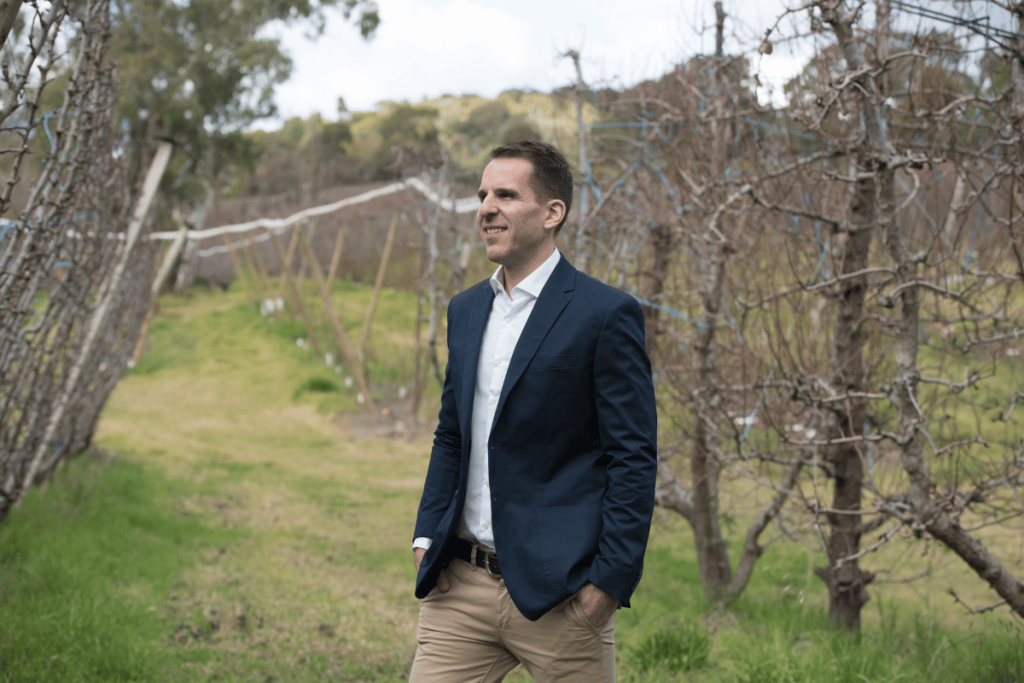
left=412, top=537, right=432, bottom=551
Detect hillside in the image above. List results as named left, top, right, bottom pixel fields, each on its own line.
left=232, top=90, right=601, bottom=201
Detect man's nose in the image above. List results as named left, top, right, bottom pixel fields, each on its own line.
left=478, top=193, right=497, bottom=218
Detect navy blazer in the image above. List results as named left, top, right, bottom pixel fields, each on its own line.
left=412, top=255, right=658, bottom=621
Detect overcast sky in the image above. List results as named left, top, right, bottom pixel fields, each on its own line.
left=258, top=0, right=805, bottom=126
left=258, top=0, right=1019, bottom=128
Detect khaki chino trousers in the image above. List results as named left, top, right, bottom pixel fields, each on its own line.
left=409, top=558, right=615, bottom=682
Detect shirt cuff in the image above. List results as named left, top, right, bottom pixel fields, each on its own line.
left=412, top=537, right=432, bottom=550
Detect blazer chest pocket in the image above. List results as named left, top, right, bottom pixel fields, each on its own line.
left=531, top=354, right=576, bottom=370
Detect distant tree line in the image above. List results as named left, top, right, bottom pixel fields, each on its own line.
left=231, top=96, right=546, bottom=204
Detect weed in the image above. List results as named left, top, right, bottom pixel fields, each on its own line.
left=628, top=622, right=711, bottom=674
left=293, top=375, right=341, bottom=398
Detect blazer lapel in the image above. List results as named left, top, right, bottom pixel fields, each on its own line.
left=491, top=257, right=577, bottom=431
left=459, top=282, right=496, bottom=435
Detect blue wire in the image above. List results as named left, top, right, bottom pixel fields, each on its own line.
left=629, top=290, right=714, bottom=329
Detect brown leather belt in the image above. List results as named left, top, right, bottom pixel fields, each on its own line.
left=452, top=538, right=501, bottom=577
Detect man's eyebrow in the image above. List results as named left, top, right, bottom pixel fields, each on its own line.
left=483, top=186, right=518, bottom=197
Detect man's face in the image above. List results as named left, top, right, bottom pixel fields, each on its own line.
left=476, top=157, right=559, bottom=272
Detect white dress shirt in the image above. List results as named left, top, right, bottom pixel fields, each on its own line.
left=414, top=247, right=561, bottom=551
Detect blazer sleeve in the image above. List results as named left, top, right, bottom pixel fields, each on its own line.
left=588, top=294, right=658, bottom=604
left=413, top=303, right=462, bottom=541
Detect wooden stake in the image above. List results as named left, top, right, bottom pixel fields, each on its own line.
left=221, top=231, right=256, bottom=306
left=240, top=237, right=269, bottom=306
left=250, top=235, right=274, bottom=295
left=296, top=218, right=318, bottom=296
left=359, top=213, right=398, bottom=361
left=133, top=228, right=187, bottom=363
left=151, top=227, right=188, bottom=297
left=268, top=229, right=322, bottom=358
left=318, top=224, right=347, bottom=325
left=132, top=302, right=157, bottom=364
left=326, top=224, right=347, bottom=287
left=277, top=224, right=301, bottom=300
left=298, top=233, right=377, bottom=416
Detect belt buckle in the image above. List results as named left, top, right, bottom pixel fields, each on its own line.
left=483, top=551, right=500, bottom=577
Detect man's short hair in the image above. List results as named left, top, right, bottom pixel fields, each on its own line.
left=490, top=140, right=574, bottom=234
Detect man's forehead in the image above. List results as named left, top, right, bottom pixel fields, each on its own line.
left=479, top=157, right=534, bottom=189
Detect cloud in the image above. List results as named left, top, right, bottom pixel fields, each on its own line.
left=376, top=0, right=532, bottom=68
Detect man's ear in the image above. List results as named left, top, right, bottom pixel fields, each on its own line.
left=543, top=199, right=567, bottom=231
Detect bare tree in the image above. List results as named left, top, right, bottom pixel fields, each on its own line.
left=577, top=4, right=809, bottom=605
left=806, top=0, right=890, bottom=630
left=0, top=0, right=160, bottom=521
left=746, top=0, right=1024, bottom=626
left=572, top=0, right=1024, bottom=628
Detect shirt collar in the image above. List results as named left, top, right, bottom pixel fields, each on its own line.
left=489, top=248, right=561, bottom=300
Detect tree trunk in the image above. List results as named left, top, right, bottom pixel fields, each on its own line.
left=641, top=222, right=673, bottom=357
left=815, top=168, right=875, bottom=630
left=714, top=1, right=725, bottom=57
left=689, top=244, right=733, bottom=602
left=883, top=1, right=1024, bottom=621
left=817, top=2, right=893, bottom=630
left=565, top=49, right=591, bottom=272
left=688, top=190, right=747, bottom=602
left=1009, top=2, right=1024, bottom=279
left=173, top=239, right=199, bottom=292
left=425, top=167, right=449, bottom=386
left=0, top=0, right=24, bottom=51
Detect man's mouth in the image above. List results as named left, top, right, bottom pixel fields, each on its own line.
left=483, top=227, right=506, bottom=235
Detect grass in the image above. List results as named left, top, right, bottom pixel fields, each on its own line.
left=1, top=279, right=1023, bottom=681
left=0, top=453, right=242, bottom=682
left=627, top=622, right=711, bottom=675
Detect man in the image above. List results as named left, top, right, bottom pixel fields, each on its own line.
left=409, top=140, right=657, bottom=682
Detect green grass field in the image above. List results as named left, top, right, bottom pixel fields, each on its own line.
left=1, top=280, right=1022, bottom=682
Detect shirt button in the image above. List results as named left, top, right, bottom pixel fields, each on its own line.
left=482, top=523, right=489, bottom=529
left=484, top=480, right=489, bottom=487
left=490, top=398, right=496, bottom=404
